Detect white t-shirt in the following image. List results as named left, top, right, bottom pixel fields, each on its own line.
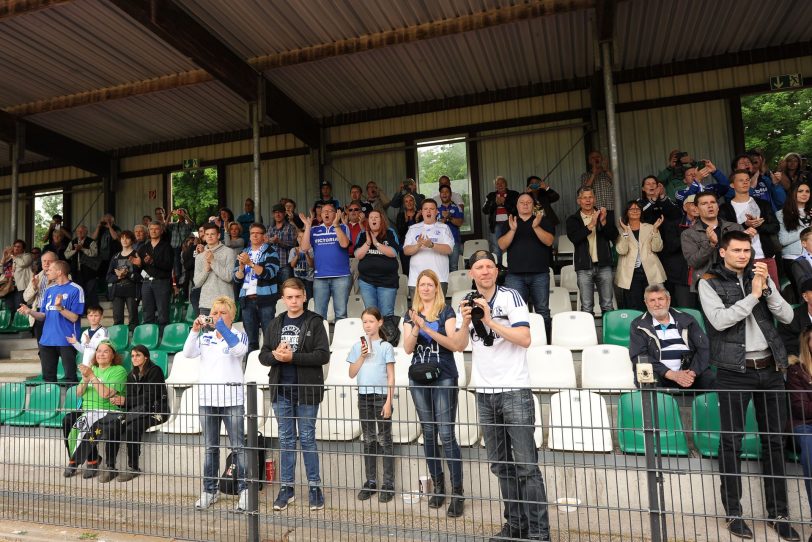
left=465, top=286, right=531, bottom=393
left=730, top=199, right=765, bottom=259
left=404, top=221, right=455, bottom=286
left=182, top=327, right=248, bottom=407
left=72, top=325, right=109, bottom=367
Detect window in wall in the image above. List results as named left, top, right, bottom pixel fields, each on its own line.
left=34, top=190, right=63, bottom=247
left=742, top=87, right=812, bottom=170
left=170, top=167, right=219, bottom=226
left=416, top=137, right=472, bottom=234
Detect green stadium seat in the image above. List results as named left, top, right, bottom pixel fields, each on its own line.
left=169, top=302, right=185, bottom=323
left=130, top=324, right=159, bottom=350
left=675, top=307, right=705, bottom=331
left=151, top=351, right=169, bottom=377
left=5, top=384, right=62, bottom=426
left=691, top=392, right=761, bottom=459
left=0, top=383, right=27, bottom=423
left=185, top=303, right=196, bottom=325
left=0, top=311, right=31, bottom=334
left=121, top=352, right=133, bottom=373
left=155, top=323, right=190, bottom=354
left=617, top=391, right=689, bottom=456
left=107, top=324, right=130, bottom=353
left=0, top=307, right=11, bottom=330
left=39, top=386, right=81, bottom=428
left=602, top=310, right=643, bottom=347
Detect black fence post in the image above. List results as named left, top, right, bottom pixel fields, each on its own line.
left=641, top=382, right=667, bottom=542
left=246, top=381, right=260, bottom=542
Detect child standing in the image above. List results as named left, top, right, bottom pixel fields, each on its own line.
left=67, top=305, right=109, bottom=367
left=347, top=307, right=396, bottom=502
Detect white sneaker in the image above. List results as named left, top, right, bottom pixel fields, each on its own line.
left=236, top=489, right=248, bottom=512
left=195, top=491, right=220, bottom=510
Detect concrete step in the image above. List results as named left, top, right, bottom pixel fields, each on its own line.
left=0, top=359, right=42, bottom=380
left=9, top=349, right=39, bottom=361
left=0, top=337, right=38, bottom=358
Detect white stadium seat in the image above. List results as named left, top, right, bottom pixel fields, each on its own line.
left=547, top=390, right=613, bottom=452
left=548, top=287, right=573, bottom=316
left=243, top=350, right=270, bottom=388
left=551, top=311, right=598, bottom=349
left=528, top=312, right=547, bottom=347
left=580, top=345, right=635, bottom=390
left=527, top=345, right=576, bottom=391
left=159, top=385, right=201, bottom=434
left=560, top=264, right=577, bottom=292
left=165, top=352, right=199, bottom=389
left=331, top=318, right=363, bottom=350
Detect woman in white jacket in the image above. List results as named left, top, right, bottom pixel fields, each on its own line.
left=615, top=201, right=665, bottom=311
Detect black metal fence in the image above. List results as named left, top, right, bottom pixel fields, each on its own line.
left=1, top=381, right=811, bottom=541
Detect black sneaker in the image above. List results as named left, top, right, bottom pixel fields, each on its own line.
left=378, top=484, right=394, bottom=503
left=489, top=523, right=526, bottom=542
left=82, top=461, right=101, bottom=479
left=357, top=481, right=376, bottom=501
left=63, top=463, right=78, bottom=478
left=768, top=516, right=800, bottom=541
left=725, top=518, right=753, bottom=539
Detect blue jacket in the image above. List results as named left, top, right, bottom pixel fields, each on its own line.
left=233, top=243, right=280, bottom=306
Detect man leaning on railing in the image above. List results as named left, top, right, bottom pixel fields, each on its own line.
left=698, top=230, right=800, bottom=541
left=454, top=250, right=551, bottom=542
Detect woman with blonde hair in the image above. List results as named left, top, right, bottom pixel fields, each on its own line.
left=787, top=325, right=812, bottom=519
left=402, top=269, right=465, bottom=517
left=615, top=200, right=665, bottom=311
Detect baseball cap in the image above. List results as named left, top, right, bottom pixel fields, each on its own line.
left=272, top=204, right=285, bottom=213
left=320, top=180, right=331, bottom=187
left=683, top=195, right=696, bottom=204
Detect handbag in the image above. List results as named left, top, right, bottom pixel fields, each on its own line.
left=408, top=362, right=442, bottom=384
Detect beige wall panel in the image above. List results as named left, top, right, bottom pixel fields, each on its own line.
left=116, top=175, right=162, bottom=231
left=70, top=184, right=105, bottom=232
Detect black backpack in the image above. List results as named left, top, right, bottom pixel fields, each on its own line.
left=382, top=315, right=401, bottom=347
left=219, top=436, right=267, bottom=495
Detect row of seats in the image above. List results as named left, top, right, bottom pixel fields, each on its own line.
left=0, top=308, right=32, bottom=334
left=105, top=323, right=189, bottom=354
left=1, top=382, right=780, bottom=460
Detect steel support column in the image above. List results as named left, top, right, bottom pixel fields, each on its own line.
left=251, top=102, right=261, bottom=222
left=601, top=41, right=622, bottom=214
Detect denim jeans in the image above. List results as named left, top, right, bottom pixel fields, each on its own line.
left=241, top=298, right=276, bottom=351
left=794, top=424, right=812, bottom=514
left=449, top=241, right=462, bottom=272
left=504, top=272, right=551, bottom=324
left=716, top=367, right=788, bottom=518
left=357, top=279, right=397, bottom=317
left=141, top=278, right=171, bottom=327
left=409, top=378, right=463, bottom=488
left=200, top=404, right=246, bottom=494
left=313, top=275, right=352, bottom=321
left=477, top=389, right=550, bottom=537
left=488, top=222, right=509, bottom=266
left=273, top=395, right=321, bottom=485
left=576, top=264, right=614, bottom=314
left=358, top=393, right=394, bottom=486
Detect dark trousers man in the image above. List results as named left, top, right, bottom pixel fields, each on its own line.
left=40, top=345, right=78, bottom=383
left=241, top=296, right=276, bottom=351
left=141, top=278, right=171, bottom=328
left=717, top=365, right=789, bottom=519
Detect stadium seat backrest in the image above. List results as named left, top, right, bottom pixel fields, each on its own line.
left=244, top=350, right=270, bottom=386
left=580, top=345, right=635, bottom=390
left=107, top=325, right=130, bottom=352
left=547, top=390, right=613, bottom=452
left=0, top=383, right=26, bottom=422
left=331, top=318, right=363, bottom=350
left=166, top=352, right=200, bottom=387
left=528, top=313, right=547, bottom=346
left=692, top=392, right=761, bottom=459
left=156, top=323, right=190, bottom=353
left=324, top=348, right=353, bottom=386
left=527, top=345, right=576, bottom=390
left=602, top=310, right=644, bottom=347
left=131, top=324, right=159, bottom=350
left=616, top=391, right=689, bottom=456
left=551, top=311, right=597, bottom=349
left=675, top=307, right=705, bottom=331
left=151, top=351, right=169, bottom=377
left=0, top=307, right=10, bottom=329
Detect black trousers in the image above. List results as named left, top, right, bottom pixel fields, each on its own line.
left=39, top=345, right=78, bottom=383
left=716, top=366, right=788, bottom=518
left=62, top=410, right=103, bottom=466
left=103, top=414, right=163, bottom=470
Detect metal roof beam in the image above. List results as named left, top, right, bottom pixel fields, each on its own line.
left=0, top=111, right=110, bottom=176
left=0, top=0, right=73, bottom=19
left=594, top=0, right=616, bottom=42
left=108, top=0, right=320, bottom=148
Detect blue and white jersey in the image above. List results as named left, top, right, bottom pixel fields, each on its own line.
left=310, top=224, right=351, bottom=278
left=182, top=326, right=248, bottom=407
left=40, top=282, right=84, bottom=347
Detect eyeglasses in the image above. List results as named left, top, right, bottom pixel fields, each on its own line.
left=348, top=208, right=361, bottom=212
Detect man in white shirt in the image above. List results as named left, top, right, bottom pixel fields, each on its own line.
left=403, top=199, right=455, bottom=298
left=183, top=296, right=249, bottom=513
left=454, top=250, right=550, bottom=542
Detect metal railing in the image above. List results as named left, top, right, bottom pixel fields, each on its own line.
left=1, top=381, right=811, bottom=541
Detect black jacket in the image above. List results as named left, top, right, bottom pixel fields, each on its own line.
left=482, top=190, right=520, bottom=233
left=124, top=361, right=169, bottom=421
left=719, top=197, right=781, bottom=257
left=528, top=187, right=561, bottom=226
left=628, top=308, right=711, bottom=382
left=137, top=239, right=174, bottom=280
left=565, top=210, right=619, bottom=271
left=779, top=304, right=812, bottom=357
left=637, top=196, right=681, bottom=225
left=258, top=309, right=330, bottom=404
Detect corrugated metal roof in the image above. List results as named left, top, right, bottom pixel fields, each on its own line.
left=24, top=82, right=248, bottom=151
left=615, top=0, right=812, bottom=70
left=265, top=12, right=594, bottom=118
left=0, top=0, right=198, bottom=108
left=176, top=0, right=525, bottom=58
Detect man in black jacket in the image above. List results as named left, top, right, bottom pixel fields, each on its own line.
left=629, top=284, right=715, bottom=389
left=133, top=222, right=174, bottom=329
left=259, top=278, right=330, bottom=513
left=565, top=186, right=618, bottom=315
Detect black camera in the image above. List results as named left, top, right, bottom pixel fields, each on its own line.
left=463, top=291, right=485, bottom=319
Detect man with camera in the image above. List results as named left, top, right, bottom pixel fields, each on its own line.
left=629, top=284, right=715, bottom=389
left=454, top=250, right=550, bottom=541
left=698, top=230, right=799, bottom=540
left=92, top=213, right=121, bottom=287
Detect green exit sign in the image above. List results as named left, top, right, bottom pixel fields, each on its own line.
left=182, top=158, right=200, bottom=170
left=770, top=73, right=803, bottom=91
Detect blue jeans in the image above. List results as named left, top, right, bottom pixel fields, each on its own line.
left=478, top=389, right=549, bottom=537
left=409, top=378, right=463, bottom=488
left=449, top=242, right=462, bottom=272
left=357, top=279, right=397, bottom=317
left=575, top=264, right=614, bottom=314
left=313, top=275, right=351, bottom=321
left=489, top=222, right=509, bottom=266
left=200, top=405, right=246, bottom=494
left=273, top=396, right=321, bottom=485
left=504, top=272, right=550, bottom=324
left=240, top=298, right=276, bottom=351
left=794, top=424, right=812, bottom=514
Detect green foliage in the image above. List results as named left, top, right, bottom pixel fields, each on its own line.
left=34, top=192, right=63, bottom=247
left=417, top=141, right=472, bottom=232
left=171, top=167, right=219, bottom=226
left=742, top=88, right=812, bottom=166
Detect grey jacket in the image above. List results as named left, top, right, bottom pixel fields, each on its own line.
left=680, top=218, right=742, bottom=291
left=193, top=243, right=236, bottom=309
